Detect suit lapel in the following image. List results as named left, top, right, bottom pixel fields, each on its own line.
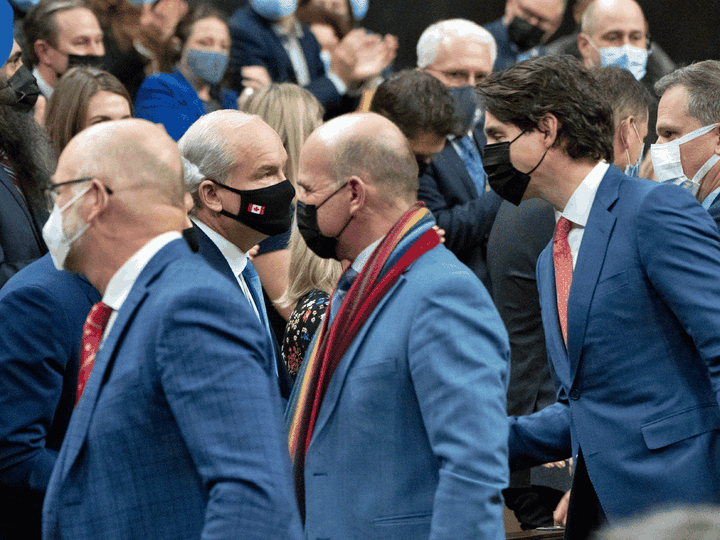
left=438, top=143, right=480, bottom=198
left=566, top=169, right=619, bottom=383
left=194, top=224, right=238, bottom=285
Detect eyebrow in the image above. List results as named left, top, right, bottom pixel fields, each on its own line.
left=253, top=164, right=279, bottom=179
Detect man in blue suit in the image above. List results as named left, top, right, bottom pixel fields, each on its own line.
left=416, top=19, right=503, bottom=292
left=478, top=55, right=720, bottom=539
left=42, top=119, right=302, bottom=540
left=288, top=113, right=510, bottom=540
left=652, top=60, right=720, bottom=230
left=178, top=110, right=296, bottom=398
left=0, top=254, right=99, bottom=540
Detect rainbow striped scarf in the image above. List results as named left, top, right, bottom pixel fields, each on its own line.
left=285, top=202, right=440, bottom=519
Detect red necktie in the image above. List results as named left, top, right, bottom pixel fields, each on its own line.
left=77, top=301, right=113, bottom=404
left=553, top=217, right=573, bottom=345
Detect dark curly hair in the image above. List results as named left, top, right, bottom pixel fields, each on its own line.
left=476, top=54, right=614, bottom=163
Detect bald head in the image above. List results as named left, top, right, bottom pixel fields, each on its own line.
left=307, top=113, right=419, bottom=204
left=578, top=0, right=647, bottom=68
left=61, top=119, right=185, bottom=208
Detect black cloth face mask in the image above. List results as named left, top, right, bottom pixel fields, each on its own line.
left=67, top=53, right=106, bottom=70
left=483, top=130, right=547, bottom=206
left=296, top=181, right=351, bottom=260
left=507, top=16, right=545, bottom=52
left=212, top=178, right=295, bottom=236
left=7, top=65, right=40, bottom=111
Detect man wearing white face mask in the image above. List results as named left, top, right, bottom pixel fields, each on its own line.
left=652, top=61, right=720, bottom=228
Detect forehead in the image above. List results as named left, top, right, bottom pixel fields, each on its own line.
left=588, top=1, right=645, bottom=35
left=516, top=0, right=566, bottom=21
left=432, top=37, right=493, bottom=73
left=232, top=121, right=286, bottom=169
left=657, top=85, right=702, bottom=133
left=54, top=8, right=101, bottom=39
left=484, top=111, right=522, bottom=135
left=189, top=17, right=230, bottom=39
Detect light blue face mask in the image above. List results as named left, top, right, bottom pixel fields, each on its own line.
left=186, top=49, right=229, bottom=85
left=624, top=121, right=644, bottom=178
left=250, top=0, right=297, bottom=21
left=598, top=44, right=648, bottom=81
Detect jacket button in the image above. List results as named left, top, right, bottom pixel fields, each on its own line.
left=569, top=389, right=580, bottom=400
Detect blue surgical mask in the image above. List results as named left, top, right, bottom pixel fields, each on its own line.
left=448, top=86, right=479, bottom=135
left=624, top=121, right=644, bottom=178
left=598, top=44, right=648, bottom=81
left=250, top=0, right=296, bottom=20
left=186, top=49, right=229, bottom=85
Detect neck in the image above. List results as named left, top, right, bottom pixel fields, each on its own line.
left=697, top=162, right=720, bottom=204
left=36, top=63, right=58, bottom=88
left=533, top=154, right=600, bottom=212
left=340, top=201, right=410, bottom=262
left=177, top=63, right=210, bottom=99
left=194, top=209, right=265, bottom=253
left=276, top=14, right=295, bottom=33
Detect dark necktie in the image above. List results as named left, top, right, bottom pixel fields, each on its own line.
left=553, top=217, right=573, bottom=345
left=77, top=301, right=113, bottom=404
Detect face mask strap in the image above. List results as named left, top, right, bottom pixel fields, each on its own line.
left=676, top=122, right=720, bottom=146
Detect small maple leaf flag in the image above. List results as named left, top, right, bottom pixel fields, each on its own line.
left=248, top=204, right=265, bottom=215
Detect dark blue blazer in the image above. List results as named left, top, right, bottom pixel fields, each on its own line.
left=228, top=5, right=352, bottom=117
left=417, top=127, right=502, bottom=292
left=134, top=68, right=239, bottom=141
left=42, top=239, right=302, bottom=540
left=510, top=166, right=720, bottom=523
left=0, top=166, right=47, bottom=288
left=707, top=192, right=720, bottom=230
left=0, top=254, right=99, bottom=540
left=194, top=225, right=294, bottom=398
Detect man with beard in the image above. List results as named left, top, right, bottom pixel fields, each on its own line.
left=0, top=76, right=51, bottom=288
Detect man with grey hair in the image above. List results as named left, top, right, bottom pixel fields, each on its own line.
left=21, top=0, right=104, bottom=98
left=288, top=112, right=509, bottom=540
left=178, top=110, right=296, bottom=398
left=416, top=18, right=502, bottom=292
left=652, top=60, right=720, bottom=230
left=483, top=0, right=566, bottom=71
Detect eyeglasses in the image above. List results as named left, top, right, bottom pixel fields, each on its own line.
left=45, top=177, right=113, bottom=205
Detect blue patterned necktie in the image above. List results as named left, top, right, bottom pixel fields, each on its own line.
left=456, top=135, right=487, bottom=196
left=241, top=261, right=279, bottom=376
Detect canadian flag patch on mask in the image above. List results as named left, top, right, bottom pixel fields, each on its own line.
left=248, top=204, right=265, bottom=215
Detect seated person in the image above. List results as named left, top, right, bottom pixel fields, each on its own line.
left=134, top=5, right=237, bottom=141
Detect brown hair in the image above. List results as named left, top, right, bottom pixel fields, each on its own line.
left=44, top=66, right=132, bottom=156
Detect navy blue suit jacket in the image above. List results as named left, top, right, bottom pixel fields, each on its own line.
left=707, top=192, right=720, bottom=230
left=0, top=254, right=99, bottom=540
left=228, top=5, right=354, bottom=118
left=135, top=69, right=239, bottom=141
left=417, top=127, right=501, bottom=292
left=194, top=224, right=294, bottom=398
left=0, top=166, right=47, bottom=288
left=510, top=166, right=720, bottom=523
left=42, top=239, right=302, bottom=540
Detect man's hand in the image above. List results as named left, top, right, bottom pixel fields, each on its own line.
left=330, top=29, right=397, bottom=88
left=553, top=489, right=571, bottom=527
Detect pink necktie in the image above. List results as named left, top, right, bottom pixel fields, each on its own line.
left=77, top=301, right=113, bottom=404
left=553, top=217, right=573, bottom=345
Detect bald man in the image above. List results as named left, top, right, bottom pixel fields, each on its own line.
left=287, top=113, right=509, bottom=540
left=41, top=119, right=302, bottom=540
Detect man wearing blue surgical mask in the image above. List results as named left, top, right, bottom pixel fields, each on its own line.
left=653, top=61, right=720, bottom=229
left=416, top=19, right=502, bottom=293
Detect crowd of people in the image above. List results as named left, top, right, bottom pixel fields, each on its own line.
left=1, top=0, right=720, bottom=539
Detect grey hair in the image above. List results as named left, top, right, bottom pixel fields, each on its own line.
left=416, top=19, right=497, bottom=70
left=181, top=156, right=205, bottom=191
left=655, top=61, right=720, bottom=126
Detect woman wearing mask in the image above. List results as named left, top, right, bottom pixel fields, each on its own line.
left=134, top=5, right=237, bottom=141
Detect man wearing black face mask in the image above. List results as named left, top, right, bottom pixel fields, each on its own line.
left=179, top=110, right=296, bottom=399
left=484, top=0, right=566, bottom=71
left=21, top=0, right=105, bottom=99
left=415, top=19, right=502, bottom=293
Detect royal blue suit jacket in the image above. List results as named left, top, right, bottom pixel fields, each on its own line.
left=0, top=166, right=47, bottom=288
left=228, top=5, right=352, bottom=117
left=509, top=166, right=720, bottom=523
left=299, top=242, right=510, bottom=540
left=42, top=239, right=302, bottom=540
left=193, top=224, right=294, bottom=399
left=417, top=127, right=502, bottom=292
left=134, top=69, right=239, bottom=141
left=0, top=254, right=99, bottom=540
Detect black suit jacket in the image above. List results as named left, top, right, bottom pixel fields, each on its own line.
left=193, top=224, right=294, bottom=398
left=0, top=166, right=47, bottom=288
left=417, top=127, right=502, bottom=292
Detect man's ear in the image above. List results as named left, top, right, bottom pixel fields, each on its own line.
left=197, top=179, right=223, bottom=213
left=34, top=39, right=52, bottom=65
left=79, top=179, right=111, bottom=223
left=538, top=113, right=559, bottom=149
left=577, top=33, right=593, bottom=65
left=713, top=124, right=720, bottom=156
left=347, top=176, right=366, bottom=215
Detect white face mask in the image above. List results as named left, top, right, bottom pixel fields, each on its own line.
left=42, top=184, right=92, bottom=271
left=650, top=123, right=720, bottom=196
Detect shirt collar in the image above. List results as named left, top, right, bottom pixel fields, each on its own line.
left=272, top=18, right=304, bottom=39
left=702, top=185, right=720, bottom=210
left=192, top=218, right=249, bottom=277
left=351, top=237, right=383, bottom=274
left=555, top=161, right=610, bottom=226
left=32, top=66, right=53, bottom=99
left=102, top=231, right=182, bottom=311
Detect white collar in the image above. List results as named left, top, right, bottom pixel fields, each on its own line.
left=102, top=232, right=182, bottom=311
left=555, top=161, right=610, bottom=226
left=192, top=218, right=249, bottom=277
left=272, top=18, right=304, bottom=39
left=32, top=66, right=53, bottom=98
left=351, top=237, right=383, bottom=273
